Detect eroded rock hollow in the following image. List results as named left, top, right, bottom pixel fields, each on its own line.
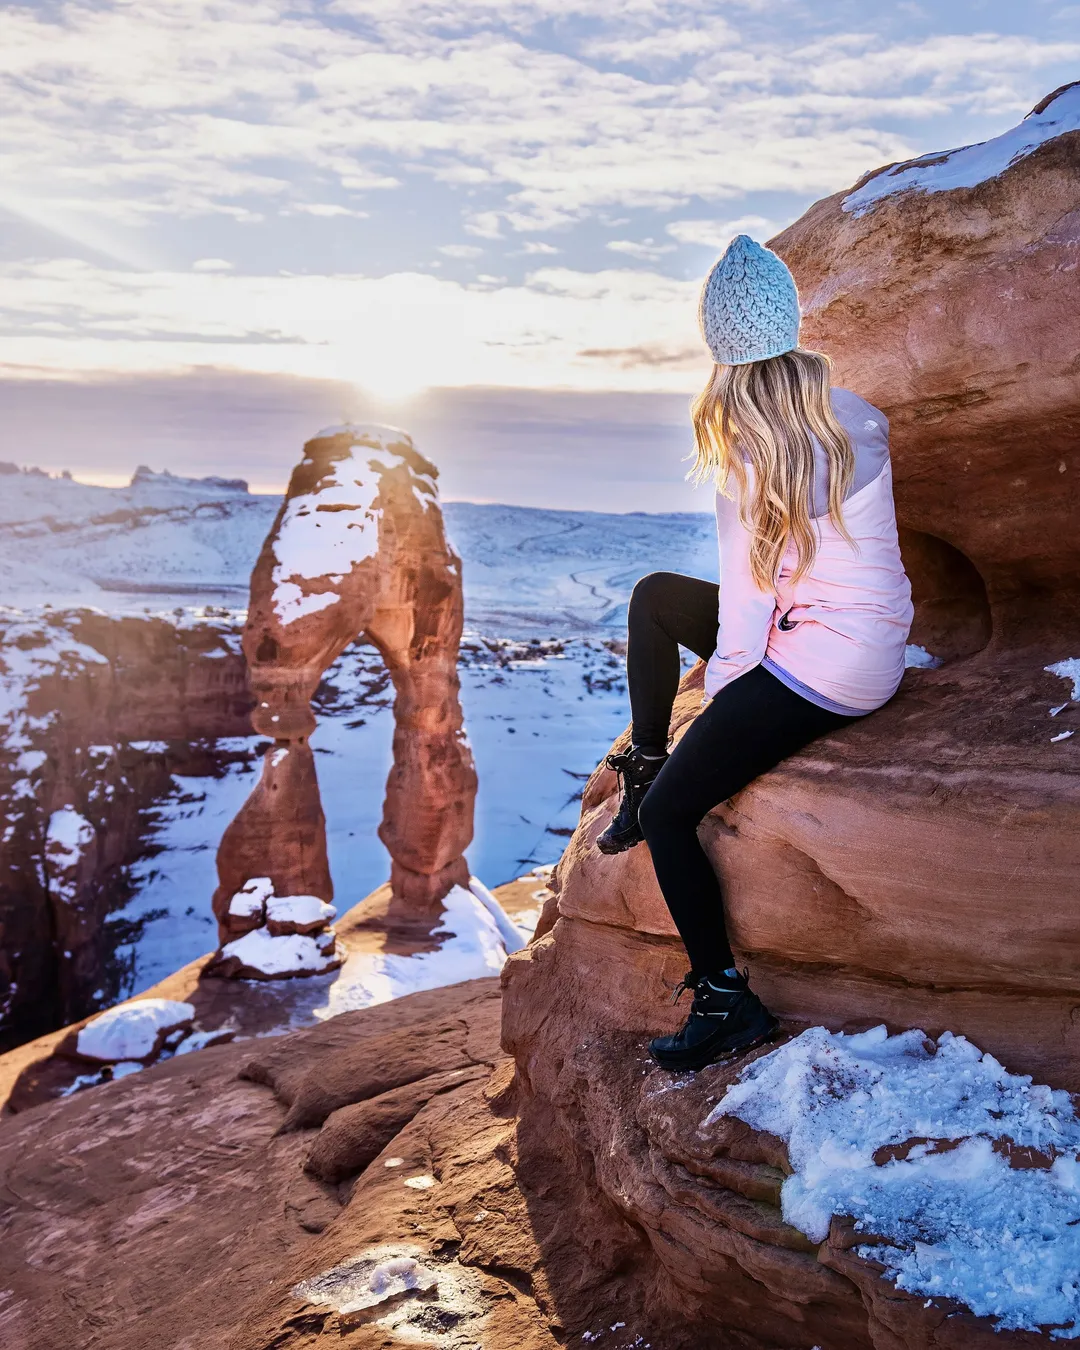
left=207, top=424, right=477, bottom=977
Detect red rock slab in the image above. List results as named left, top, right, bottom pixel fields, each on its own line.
left=0, top=980, right=559, bottom=1350
left=556, top=643, right=1080, bottom=1089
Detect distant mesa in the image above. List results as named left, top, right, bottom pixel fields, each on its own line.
left=129, top=464, right=250, bottom=493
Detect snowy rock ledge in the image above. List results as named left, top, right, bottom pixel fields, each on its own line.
left=210, top=876, right=340, bottom=979
left=707, top=1025, right=1080, bottom=1338
left=215, top=927, right=341, bottom=980
left=76, top=999, right=195, bottom=1063
left=312, top=880, right=521, bottom=1019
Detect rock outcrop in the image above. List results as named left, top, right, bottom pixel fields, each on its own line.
left=207, top=424, right=476, bottom=975
left=0, top=608, right=252, bottom=1049
left=497, top=86, right=1080, bottom=1346
left=772, top=79, right=1080, bottom=648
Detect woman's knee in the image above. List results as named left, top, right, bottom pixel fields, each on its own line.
left=629, top=570, right=679, bottom=621
left=638, top=779, right=694, bottom=842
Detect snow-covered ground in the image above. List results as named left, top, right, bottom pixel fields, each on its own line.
left=0, top=464, right=717, bottom=633
left=712, top=1024, right=1080, bottom=1337
left=112, top=634, right=635, bottom=995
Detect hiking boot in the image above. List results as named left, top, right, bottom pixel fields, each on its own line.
left=649, top=970, right=779, bottom=1071
left=596, top=747, right=667, bottom=855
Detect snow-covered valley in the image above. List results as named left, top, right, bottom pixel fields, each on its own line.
left=0, top=464, right=709, bottom=1032
left=0, top=462, right=718, bottom=632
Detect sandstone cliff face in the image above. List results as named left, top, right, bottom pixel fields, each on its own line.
left=772, top=80, right=1080, bottom=647
left=0, top=609, right=251, bottom=1049
left=500, top=88, right=1080, bottom=1346
left=207, top=424, right=477, bottom=974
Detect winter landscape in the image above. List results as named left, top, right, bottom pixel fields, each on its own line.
left=1, top=4, right=1079, bottom=1348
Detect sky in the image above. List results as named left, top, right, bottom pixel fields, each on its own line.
left=0, top=0, right=1077, bottom=507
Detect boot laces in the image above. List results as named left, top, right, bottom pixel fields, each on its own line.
left=670, top=972, right=700, bottom=1005
left=604, top=751, right=633, bottom=789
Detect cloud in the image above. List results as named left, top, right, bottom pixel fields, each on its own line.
left=1, top=1, right=1077, bottom=390
left=0, top=257, right=709, bottom=395
left=577, top=344, right=701, bottom=368
left=605, top=238, right=677, bottom=261
left=192, top=258, right=234, bottom=272
left=464, top=212, right=505, bottom=238
left=666, top=214, right=778, bottom=249
left=3, top=2, right=1075, bottom=237
left=438, top=243, right=484, bottom=257
left=287, top=203, right=371, bottom=218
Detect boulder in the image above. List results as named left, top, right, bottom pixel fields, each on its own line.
left=73, top=997, right=195, bottom=1065
left=771, top=80, right=1080, bottom=646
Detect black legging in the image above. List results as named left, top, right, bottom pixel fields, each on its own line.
left=628, top=572, right=855, bottom=976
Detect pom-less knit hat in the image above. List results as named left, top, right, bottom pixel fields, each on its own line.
left=699, top=234, right=801, bottom=366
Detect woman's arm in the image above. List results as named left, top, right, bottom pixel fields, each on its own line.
left=705, top=484, right=778, bottom=698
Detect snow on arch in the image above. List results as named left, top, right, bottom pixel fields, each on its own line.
left=270, top=424, right=420, bottom=627
left=45, top=805, right=94, bottom=871
left=843, top=83, right=1080, bottom=217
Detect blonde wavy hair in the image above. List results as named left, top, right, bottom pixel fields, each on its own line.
left=690, top=349, right=855, bottom=592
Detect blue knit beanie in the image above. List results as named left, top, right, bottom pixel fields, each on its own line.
left=698, top=234, right=801, bottom=366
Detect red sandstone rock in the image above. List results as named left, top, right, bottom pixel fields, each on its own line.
left=771, top=82, right=1080, bottom=646
left=207, top=424, right=477, bottom=974
left=495, top=88, right=1080, bottom=1349
left=0, top=980, right=572, bottom=1350
left=0, top=608, right=251, bottom=1050
left=211, top=743, right=334, bottom=939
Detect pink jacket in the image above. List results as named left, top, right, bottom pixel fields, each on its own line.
left=704, top=389, right=914, bottom=716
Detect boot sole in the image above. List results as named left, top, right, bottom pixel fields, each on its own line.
left=596, top=830, right=643, bottom=856
left=648, top=1017, right=780, bottom=1073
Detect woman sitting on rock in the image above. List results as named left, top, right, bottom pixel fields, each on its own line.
left=598, top=234, right=913, bottom=1072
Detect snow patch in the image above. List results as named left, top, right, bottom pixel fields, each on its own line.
left=77, top=998, right=194, bottom=1062
left=1051, top=730, right=1075, bottom=744
left=403, top=1174, right=436, bottom=1190
left=219, top=927, right=338, bottom=976
left=266, top=894, right=337, bottom=927
left=227, top=876, right=274, bottom=918
left=708, top=1024, right=1080, bottom=1336
left=45, top=805, right=94, bottom=872
left=843, top=85, right=1080, bottom=215
left=293, top=1242, right=484, bottom=1334
left=294, top=1246, right=436, bottom=1318
left=1046, top=658, right=1080, bottom=702
left=173, top=1027, right=235, bottom=1056
left=314, top=882, right=514, bottom=1019
left=904, top=644, right=941, bottom=670
left=467, top=875, right=528, bottom=952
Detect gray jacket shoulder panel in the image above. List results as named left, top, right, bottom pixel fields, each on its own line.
left=812, top=387, right=890, bottom=518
